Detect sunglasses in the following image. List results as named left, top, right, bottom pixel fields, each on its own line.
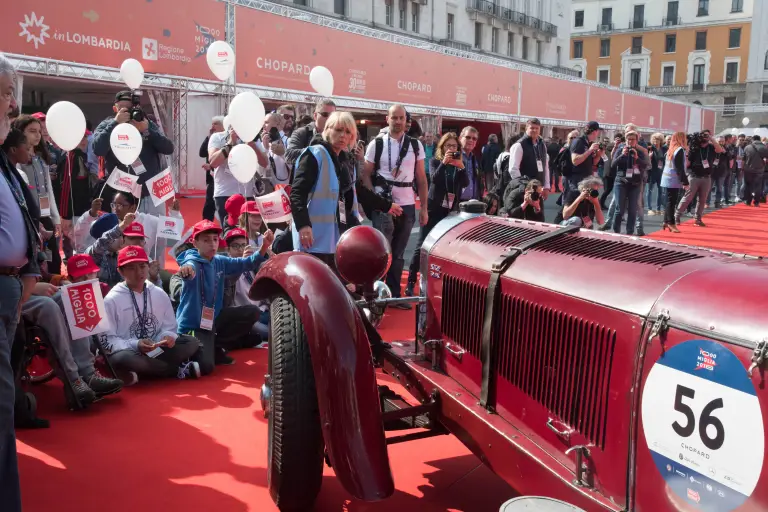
left=282, top=114, right=294, bottom=120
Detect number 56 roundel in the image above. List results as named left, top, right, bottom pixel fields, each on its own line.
left=642, top=339, right=764, bottom=511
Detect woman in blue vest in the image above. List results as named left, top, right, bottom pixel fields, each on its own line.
left=289, top=112, right=370, bottom=270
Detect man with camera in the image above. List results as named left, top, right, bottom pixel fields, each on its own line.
left=93, top=90, right=175, bottom=265
left=255, top=113, right=291, bottom=191
left=561, top=176, right=605, bottom=229
left=363, top=104, right=428, bottom=308
left=608, top=130, right=646, bottom=234
left=505, top=179, right=545, bottom=221
left=208, top=124, right=267, bottom=225
left=676, top=130, right=724, bottom=226
left=568, top=121, right=605, bottom=190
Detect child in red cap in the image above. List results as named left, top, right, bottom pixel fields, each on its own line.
left=103, top=246, right=201, bottom=381
left=174, top=220, right=274, bottom=373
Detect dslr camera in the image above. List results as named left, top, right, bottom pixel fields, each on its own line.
left=598, top=142, right=606, bottom=151
left=688, top=132, right=706, bottom=147
left=129, top=90, right=145, bottom=122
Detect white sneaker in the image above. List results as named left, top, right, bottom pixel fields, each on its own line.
left=177, top=361, right=201, bottom=380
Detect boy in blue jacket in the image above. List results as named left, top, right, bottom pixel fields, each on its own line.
left=176, top=220, right=274, bottom=374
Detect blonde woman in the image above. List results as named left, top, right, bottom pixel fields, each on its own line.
left=660, top=131, right=689, bottom=232
left=647, top=132, right=665, bottom=214
left=289, top=112, right=395, bottom=269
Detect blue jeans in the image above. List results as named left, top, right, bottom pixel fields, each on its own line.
left=710, top=176, right=725, bottom=205
left=372, top=205, right=416, bottom=297
left=613, top=181, right=641, bottom=235
left=646, top=180, right=663, bottom=211
left=0, top=276, right=22, bottom=511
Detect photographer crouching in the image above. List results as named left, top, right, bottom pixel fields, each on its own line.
left=560, top=176, right=604, bottom=229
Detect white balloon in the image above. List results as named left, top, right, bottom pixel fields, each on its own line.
left=223, top=115, right=231, bottom=131
left=120, top=59, right=145, bottom=89
left=46, top=101, right=86, bottom=151
left=109, top=123, right=143, bottom=166
left=228, top=144, right=257, bottom=184
left=742, top=117, right=750, bottom=127
left=206, top=41, right=235, bottom=81
left=309, top=66, right=334, bottom=97
left=228, top=92, right=265, bottom=142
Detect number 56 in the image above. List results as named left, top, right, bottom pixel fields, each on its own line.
left=672, top=384, right=725, bottom=450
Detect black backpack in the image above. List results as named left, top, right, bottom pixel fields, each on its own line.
left=491, top=153, right=511, bottom=199
left=373, top=133, right=420, bottom=173
left=552, top=147, right=573, bottom=177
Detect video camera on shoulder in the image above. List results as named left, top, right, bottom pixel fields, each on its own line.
left=129, top=90, right=145, bottom=123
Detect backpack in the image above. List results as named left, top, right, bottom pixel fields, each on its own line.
left=552, top=147, right=573, bottom=177
left=491, top=153, right=511, bottom=201
left=373, top=134, right=420, bottom=173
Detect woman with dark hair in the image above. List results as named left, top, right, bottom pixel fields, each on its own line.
left=13, top=114, right=62, bottom=272
left=483, top=192, right=500, bottom=216
left=405, top=132, right=468, bottom=296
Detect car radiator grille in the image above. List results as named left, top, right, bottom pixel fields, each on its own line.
left=441, top=275, right=616, bottom=450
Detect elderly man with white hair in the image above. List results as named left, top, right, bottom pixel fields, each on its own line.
left=0, top=53, right=36, bottom=512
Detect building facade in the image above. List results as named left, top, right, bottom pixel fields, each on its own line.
left=569, top=0, right=752, bottom=131
left=286, top=0, right=574, bottom=74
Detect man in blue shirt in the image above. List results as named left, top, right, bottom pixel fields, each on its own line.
left=0, top=53, right=42, bottom=512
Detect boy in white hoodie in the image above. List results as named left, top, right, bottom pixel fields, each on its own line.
left=102, top=246, right=201, bottom=381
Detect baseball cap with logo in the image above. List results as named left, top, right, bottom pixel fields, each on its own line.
left=122, top=222, right=147, bottom=238
left=117, top=245, right=149, bottom=268
left=115, top=90, right=134, bottom=103
left=192, top=220, right=223, bottom=240
left=240, top=201, right=260, bottom=216
left=585, top=121, right=601, bottom=132
left=31, top=112, right=46, bottom=121
left=67, top=254, right=100, bottom=278
left=224, top=228, right=248, bottom=244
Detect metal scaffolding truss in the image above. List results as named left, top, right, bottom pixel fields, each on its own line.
left=228, top=0, right=692, bottom=109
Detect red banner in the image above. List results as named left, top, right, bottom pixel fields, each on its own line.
left=520, top=73, right=587, bottom=121
left=623, top=94, right=662, bottom=129
left=661, top=102, right=687, bottom=132
left=2, top=0, right=225, bottom=79
left=235, top=8, right=519, bottom=114
left=588, top=86, right=622, bottom=126
left=702, top=110, right=716, bottom=133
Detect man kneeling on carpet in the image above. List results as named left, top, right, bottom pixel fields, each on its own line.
left=175, top=220, right=274, bottom=374
left=102, top=246, right=202, bottom=381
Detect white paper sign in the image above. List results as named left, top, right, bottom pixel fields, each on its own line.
left=60, top=279, right=111, bottom=339
left=145, top=168, right=175, bottom=207
left=106, top=169, right=139, bottom=194
left=254, top=188, right=292, bottom=224
left=156, top=216, right=185, bottom=240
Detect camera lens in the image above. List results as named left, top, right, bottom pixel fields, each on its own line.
left=590, top=190, right=599, bottom=198
left=531, top=191, right=540, bottom=201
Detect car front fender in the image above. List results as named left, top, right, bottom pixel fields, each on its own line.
left=250, top=252, right=394, bottom=502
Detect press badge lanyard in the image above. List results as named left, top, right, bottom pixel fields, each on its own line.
left=199, top=265, right=217, bottom=331
left=700, top=147, right=711, bottom=169
left=31, top=157, right=52, bottom=216
left=532, top=141, right=545, bottom=178
left=1, top=157, right=27, bottom=210
left=443, top=166, right=456, bottom=209
left=129, top=284, right=149, bottom=339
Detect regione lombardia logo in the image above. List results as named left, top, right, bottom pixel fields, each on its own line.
left=19, top=12, right=50, bottom=50
left=142, top=38, right=158, bottom=61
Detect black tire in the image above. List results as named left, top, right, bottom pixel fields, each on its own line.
left=268, top=296, right=324, bottom=511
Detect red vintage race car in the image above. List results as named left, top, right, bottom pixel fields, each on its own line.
left=249, top=200, right=768, bottom=512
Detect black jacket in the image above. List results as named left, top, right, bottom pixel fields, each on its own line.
left=427, top=158, right=469, bottom=212
left=286, top=122, right=318, bottom=171
left=199, top=135, right=212, bottom=185
left=0, top=149, right=41, bottom=276
left=290, top=136, right=390, bottom=230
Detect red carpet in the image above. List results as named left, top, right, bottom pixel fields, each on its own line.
left=18, top=199, right=767, bottom=512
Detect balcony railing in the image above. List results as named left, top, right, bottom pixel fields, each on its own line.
left=641, top=82, right=747, bottom=94
left=662, top=16, right=681, bottom=26
left=596, top=23, right=614, bottom=33
left=439, top=38, right=472, bottom=51
left=466, top=0, right=558, bottom=37
left=629, top=19, right=646, bottom=30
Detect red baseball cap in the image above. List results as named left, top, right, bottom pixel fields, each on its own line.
left=225, top=194, right=246, bottom=226
left=240, top=201, right=260, bottom=216
left=122, top=222, right=147, bottom=238
left=117, top=245, right=149, bottom=267
left=31, top=112, right=46, bottom=121
left=67, top=254, right=100, bottom=278
left=192, top=220, right=223, bottom=240
left=224, top=228, right=247, bottom=243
